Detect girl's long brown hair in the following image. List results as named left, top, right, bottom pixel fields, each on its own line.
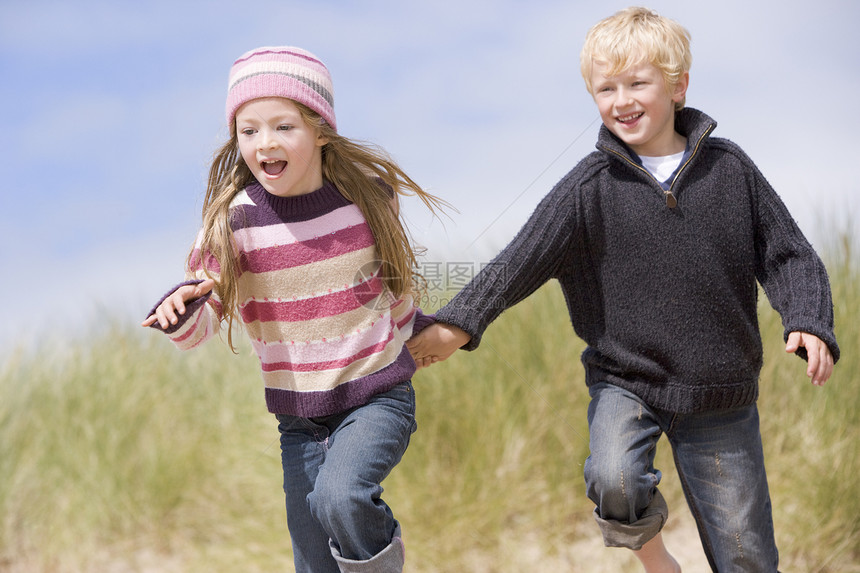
left=191, top=101, right=448, bottom=350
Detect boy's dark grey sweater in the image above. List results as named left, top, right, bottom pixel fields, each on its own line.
left=436, top=108, right=839, bottom=414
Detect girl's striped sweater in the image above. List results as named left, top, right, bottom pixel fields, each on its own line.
left=149, top=180, right=431, bottom=418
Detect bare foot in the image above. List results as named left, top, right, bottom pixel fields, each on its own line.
left=633, top=532, right=681, bottom=573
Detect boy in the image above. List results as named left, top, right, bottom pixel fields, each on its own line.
left=408, top=7, right=839, bottom=572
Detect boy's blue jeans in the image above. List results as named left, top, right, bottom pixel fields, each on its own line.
left=276, top=381, right=417, bottom=573
left=584, top=382, right=779, bottom=572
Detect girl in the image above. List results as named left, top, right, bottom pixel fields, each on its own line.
left=143, top=46, right=446, bottom=573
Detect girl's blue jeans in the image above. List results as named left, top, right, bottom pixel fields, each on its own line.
left=276, top=381, right=417, bottom=573
left=584, top=382, right=779, bottom=572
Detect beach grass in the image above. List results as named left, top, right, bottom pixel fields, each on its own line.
left=1, top=241, right=857, bottom=572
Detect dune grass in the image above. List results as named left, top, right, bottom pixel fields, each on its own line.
left=1, top=243, right=857, bottom=572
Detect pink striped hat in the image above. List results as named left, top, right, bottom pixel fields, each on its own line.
left=225, top=46, right=336, bottom=132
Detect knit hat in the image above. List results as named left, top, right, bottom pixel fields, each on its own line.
left=225, top=46, right=336, bottom=132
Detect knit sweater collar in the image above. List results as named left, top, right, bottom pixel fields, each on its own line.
left=245, top=179, right=350, bottom=218
left=596, top=107, right=718, bottom=161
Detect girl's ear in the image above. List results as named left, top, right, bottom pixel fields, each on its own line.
left=316, top=132, right=330, bottom=147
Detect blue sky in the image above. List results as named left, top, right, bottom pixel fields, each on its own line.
left=2, top=0, right=858, bottom=349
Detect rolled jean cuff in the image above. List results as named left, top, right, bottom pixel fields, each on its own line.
left=330, top=524, right=405, bottom=573
left=594, top=489, right=669, bottom=550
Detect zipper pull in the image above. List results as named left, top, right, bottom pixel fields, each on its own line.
left=664, top=190, right=677, bottom=208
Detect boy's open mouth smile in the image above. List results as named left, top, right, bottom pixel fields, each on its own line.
left=617, top=112, right=644, bottom=124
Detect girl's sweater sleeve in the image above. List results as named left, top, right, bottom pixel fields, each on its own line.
left=145, top=234, right=224, bottom=351
left=411, top=307, right=435, bottom=335
left=146, top=279, right=221, bottom=350
left=435, top=174, right=578, bottom=351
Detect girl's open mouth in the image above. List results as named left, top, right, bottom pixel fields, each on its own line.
left=262, top=160, right=287, bottom=176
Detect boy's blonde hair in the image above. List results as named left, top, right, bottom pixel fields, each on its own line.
left=580, top=6, right=692, bottom=110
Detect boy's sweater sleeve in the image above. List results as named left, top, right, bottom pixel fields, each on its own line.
left=750, top=158, right=840, bottom=363
left=435, top=175, right=578, bottom=351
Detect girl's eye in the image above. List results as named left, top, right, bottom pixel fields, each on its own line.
left=277, top=124, right=293, bottom=131
left=240, top=128, right=255, bottom=136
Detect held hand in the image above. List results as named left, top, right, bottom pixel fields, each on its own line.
left=141, top=279, right=215, bottom=329
left=786, top=331, right=834, bottom=386
left=406, top=323, right=471, bottom=369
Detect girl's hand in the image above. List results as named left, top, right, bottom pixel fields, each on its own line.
left=141, top=279, right=215, bottom=329
left=785, top=331, right=834, bottom=386
left=407, top=323, right=471, bottom=369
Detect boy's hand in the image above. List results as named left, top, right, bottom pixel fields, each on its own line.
left=407, top=323, right=471, bottom=369
left=141, top=279, right=215, bottom=329
left=786, top=331, right=834, bottom=386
